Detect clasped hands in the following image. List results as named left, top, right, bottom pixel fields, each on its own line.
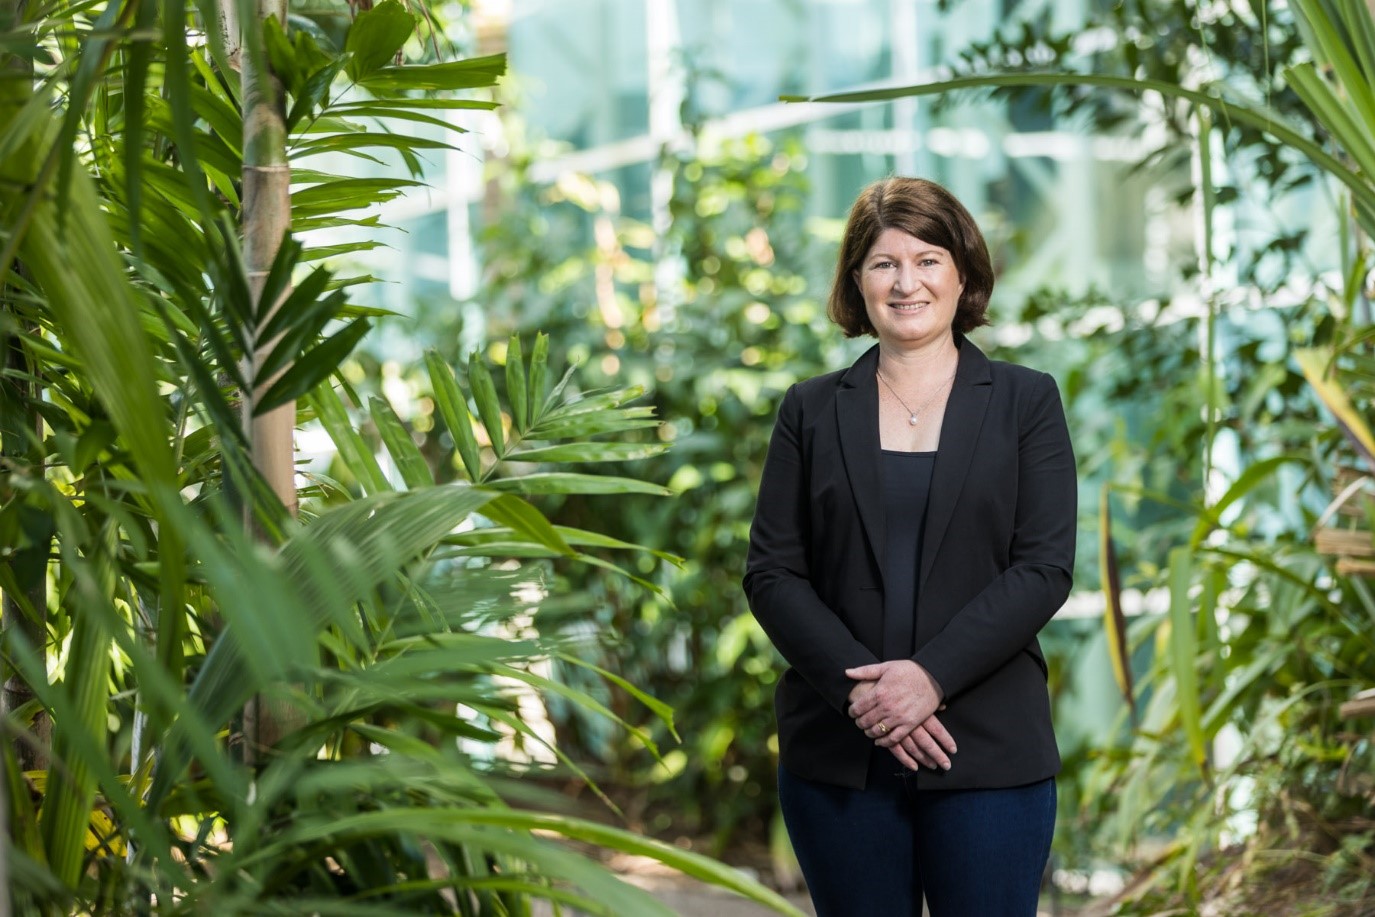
left=846, top=660, right=957, bottom=772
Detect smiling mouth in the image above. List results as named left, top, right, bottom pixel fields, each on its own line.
left=889, top=302, right=928, bottom=312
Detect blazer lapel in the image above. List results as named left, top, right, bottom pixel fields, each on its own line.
left=920, top=337, right=993, bottom=588
left=836, top=345, right=886, bottom=585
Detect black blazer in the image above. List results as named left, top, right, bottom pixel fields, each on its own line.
left=743, top=336, right=1076, bottom=790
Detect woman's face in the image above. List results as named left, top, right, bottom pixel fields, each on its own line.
left=854, top=227, right=964, bottom=350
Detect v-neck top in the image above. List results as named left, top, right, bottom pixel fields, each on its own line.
left=880, top=449, right=936, bottom=659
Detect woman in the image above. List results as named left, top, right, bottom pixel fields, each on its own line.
left=743, top=176, right=1076, bottom=916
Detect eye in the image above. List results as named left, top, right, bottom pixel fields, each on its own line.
left=920, top=258, right=939, bottom=267
left=872, top=259, right=896, bottom=269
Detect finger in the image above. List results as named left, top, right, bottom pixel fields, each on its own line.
left=875, top=722, right=915, bottom=749
left=846, top=685, right=873, bottom=713
left=855, top=710, right=881, bottom=731
left=889, top=743, right=920, bottom=771
left=850, top=694, right=880, bottom=720
left=922, top=715, right=958, bottom=755
left=845, top=664, right=885, bottom=680
left=865, top=717, right=901, bottom=741
left=898, top=736, right=935, bottom=770
left=911, top=728, right=951, bottom=770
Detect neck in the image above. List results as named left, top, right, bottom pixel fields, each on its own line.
left=877, top=332, right=959, bottom=382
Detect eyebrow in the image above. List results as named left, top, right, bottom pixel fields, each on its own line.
left=867, top=250, right=946, bottom=260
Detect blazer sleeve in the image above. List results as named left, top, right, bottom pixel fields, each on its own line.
left=743, top=384, right=880, bottom=713
left=912, top=371, right=1077, bottom=700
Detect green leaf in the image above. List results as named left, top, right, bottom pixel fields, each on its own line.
left=1166, top=546, right=1208, bottom=778
left=525, top=410, right=659, bottom=441
left=527, top=332, right=550, bottom=427
left=300, top=240, right=386, bottom=262
left=286, top=58, right=347, bottom=132
left=505, top=334, right=528, bottom=436
left=40, top=527, right=116, bottom=886
left=122, top=0, right=158, bottom=257
left=481, top=494, right=573, bottom=555
left=1285, top=63, right=1375, bottom=189
left=555, top=653, right=679, bottom=741
left=156, top=485, right=502, bottom=806
left=445, top=524, right=683, bottom=565
left=356, top=52, right=507, bottom=92
left=1099, top=485, right=1134, bottom=723
left=483, top=473, right=672, bottom=496
left=256, top=262, right=337, bottom=343
left=188, top=80, right=245, bottom=155
left=426, top=350, right=482, bottom=481
left=290, top=132, right=457, bottom=156
left=784, top=71, right=1375, bottom=228
left=1338, top=0, right=1375, bottom=93
left=1188, top=454, right=1305, bottom=548
left=325, top=104, right=476, bottom=135
left=1298, top=348, right=1375, bottom=472
left=255, top=318, right=371, bottom=414
left=540, top=385, right=646, bottom=419
left=263, top=13, right=304, bottom=97
left=291, top=177, right=426, bottom=217
left=369, top=395, right=434, bottom=489
left=309, top=386, right=390, bottom=495
left=331, top=98, right=500, bottom=113
left=492, top=663, right=663, bottom=759
left=239, top=808, right=676, bottom=917
left=468, top=350, right=505, bottom=458
left=344, top=0, right=417, bottom=82
left=254, top=287, right=351, bottom=386
left=253, top=233, right=305, bottom=327
left=1289, top=0, right=1375, bottom=142
left=504, top=442, right=668, bottom=464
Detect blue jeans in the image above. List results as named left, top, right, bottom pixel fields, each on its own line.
left=778, top=754, right=1055, bottom=917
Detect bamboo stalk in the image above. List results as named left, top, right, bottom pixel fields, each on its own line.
left=1334, top=557, right=1375, bottom=576
left=1314, top=527, right=1375, bottom=556
left=239, top=0, right=300, bottom=762
left=1339, top=688, right=1375, bottom=719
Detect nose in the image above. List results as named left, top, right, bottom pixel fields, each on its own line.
left=893, top=262, right=920, bottom=294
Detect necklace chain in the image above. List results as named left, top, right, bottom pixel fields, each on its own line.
left=876, top=365, right=958, bottom=426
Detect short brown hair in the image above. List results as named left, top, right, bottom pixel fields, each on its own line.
left=827, top=177, right=994, bottom=338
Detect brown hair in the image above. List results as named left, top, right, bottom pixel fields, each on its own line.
left=827, top=176, right=994, bottom=338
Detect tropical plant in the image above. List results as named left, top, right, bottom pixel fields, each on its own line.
left=0, top=0, right=804, bottom=912
left=380, top=81, right=844, bottom=860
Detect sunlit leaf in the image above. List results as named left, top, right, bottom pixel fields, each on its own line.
left=468, top=349, right=505, bottom=457
left=370, top=395, right=434, bottom=489
left=426, top=349, right=482, bottom=481
left=505, top=334, right=528, bottom=436
left=255, top=318, right=370, bottom=414
left=344, top=0, right=417, bottom=82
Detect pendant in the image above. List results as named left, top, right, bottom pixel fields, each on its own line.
left=908, top=414, right=918, bottom=426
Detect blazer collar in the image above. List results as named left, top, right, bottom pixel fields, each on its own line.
left=835, top=335, right=993, bottom=590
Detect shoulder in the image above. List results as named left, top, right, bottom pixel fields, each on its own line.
left=985, top=353, right=1050, bottom=387
left=984, top=353, right=1059, bottom=401
left=788, top=366, right=849, bottom=404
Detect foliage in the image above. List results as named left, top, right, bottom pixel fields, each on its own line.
left=370, top=76, right=846, bottom=855
left=0, top=0, right=803, bottom=913
left=934, top=0, right=1329, bottom=291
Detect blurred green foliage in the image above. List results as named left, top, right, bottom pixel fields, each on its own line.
left=467, top=118, right=844, bottom=852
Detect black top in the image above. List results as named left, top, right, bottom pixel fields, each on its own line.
left=880, top=450, right=936, bottom=660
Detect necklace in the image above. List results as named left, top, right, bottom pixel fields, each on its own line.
left=876, top=365, right=958, bottom=426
